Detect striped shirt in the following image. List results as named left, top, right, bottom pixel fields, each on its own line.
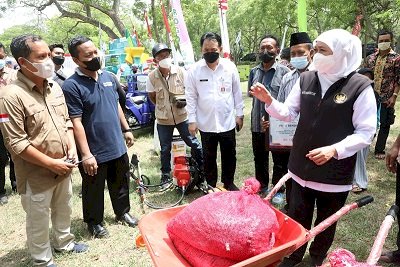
left=277, top=69, right=301, bottom=103
left=248, top=63, right=289, bottom=132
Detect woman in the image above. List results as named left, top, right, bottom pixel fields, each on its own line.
left=250, top=29, right=377, bottom=267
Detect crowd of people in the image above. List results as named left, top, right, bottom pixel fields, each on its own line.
left=0, top=27, right=398, bottom=267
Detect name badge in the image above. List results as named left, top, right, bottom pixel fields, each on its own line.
left=103, top=82, right=113, bottom=87
left=200, top=79, right=208, bottom=82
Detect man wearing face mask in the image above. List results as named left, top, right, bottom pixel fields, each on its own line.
left=364, top=29, right=400, bottom=160
left=0, top=34, right=88, bottom=267
left=146, top=43, right=203, bottom=187
left=49, top=44, right=73, bottom=87
left=62, top=36, right=138, bottom=238
left=250, top=29, right=376, bottom=266
left=275, top=32, right=314, bottom=212
left=0, top=42, right=17, bottom=205
left=248, top=34, right=290, bottom=196
left=186, top=32, right=244, bottom=191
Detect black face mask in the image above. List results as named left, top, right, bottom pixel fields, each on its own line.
left=82, top=57, right=101, bottom=71
left=203, top=52, right=220, bottom=63
left=52, top=56, right=65, bottom=66
left=258, top=51, right=276, bottom=63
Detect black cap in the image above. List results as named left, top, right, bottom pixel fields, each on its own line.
left=152, top=43, right=171, bottom=58
left=290, top=32, right=312, bottom=47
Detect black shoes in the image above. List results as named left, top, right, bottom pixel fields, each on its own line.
left=224, top=183, right=239, bottom=191
left=116, top=213, right=139, bottom=227
left=88, top=223, right=109, bottom=238
left=160, top=173, right=172, bottom=190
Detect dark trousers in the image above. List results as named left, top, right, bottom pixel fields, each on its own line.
left=396, top=162, right=400, bottom=249
left=200, top=129, right=236, bottom=187
left=375, top=104, right=395, bottom=154
left=0, top=131, right=16, bottom=196
left=81, top=153, right=130, bottom=225
left=157, top=120, right=203, bottom=174
left=252, top=132, right=289, bottom=190
left=285, top=180, right=349, bottom=265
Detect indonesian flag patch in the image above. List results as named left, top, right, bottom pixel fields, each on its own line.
left=0, top=113, right=9, bottom=123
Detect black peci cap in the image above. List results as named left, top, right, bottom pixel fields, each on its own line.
left=290, top=32, right=312, bottom=47
left=152, top=43, right=171, bottom=58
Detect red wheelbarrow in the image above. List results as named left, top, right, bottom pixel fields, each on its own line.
left=138, top=175, right=374, bottom=267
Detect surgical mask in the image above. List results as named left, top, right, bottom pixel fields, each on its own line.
left=378, top=42, right=391, bottom=51
left=258, top=51, right=275, bottom=63
left=159, top=58, right=172, bottom=69
left=313, top=53, right=336, bottom=74
left=290, top=56, right=309, bottom=70
left=25, top=58, right=55, bottom=79
left=52, top=55, right=65, bottom=66
left=203, top=52, right=220, bottom=63
left=0, top=59, right=5, bottom=69
left=82, top=57, right=101, bottom=71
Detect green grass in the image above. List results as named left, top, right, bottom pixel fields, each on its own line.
left=0, top=82, right=399, bottom=266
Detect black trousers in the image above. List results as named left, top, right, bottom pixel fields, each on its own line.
left=396, top=162, right=400, bottom=249
left=284, top=180, right=349, bottom=265
left=375, top=104, right=395, bottom=154
left=252, top=132, right=289, bottom=190
left=0, top=131, right=16, bottom=196
left=81, top=153, right=130, bottom=225
left=200, top=129, right=236, bottom=187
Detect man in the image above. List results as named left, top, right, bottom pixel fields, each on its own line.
left=49, top=43, right=73, bottom=87
left=186, top=32, right=244, bottom=191
left=248, top=34, right=290, bottom=195
left=0, top=34, right=88, bottom=267
left=364, top=29, right=400, bottom=159
left=277, top=32, right=314, bottom=210
left=63, top=36, right=138, bottom=239
left=379, top=133, right=400, bottom=264
left=0, top=42, right=17, bottom=204
left=146, top=43, right=203, bottom=186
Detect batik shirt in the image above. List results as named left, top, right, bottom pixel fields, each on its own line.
left=364, top=50, right=400, bottom=102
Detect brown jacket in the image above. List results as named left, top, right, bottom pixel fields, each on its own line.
left=0, top=71, right=72, bottom=194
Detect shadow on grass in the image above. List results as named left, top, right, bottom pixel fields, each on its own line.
left=0, top=248, right=31, bottom=267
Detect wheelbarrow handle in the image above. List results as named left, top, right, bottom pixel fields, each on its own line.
left=355, top=195, right=374, bottom=208
left=386, top=204, right=399, bottom=219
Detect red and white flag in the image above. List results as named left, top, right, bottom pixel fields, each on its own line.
left=0, top=113, right=9, bottom=123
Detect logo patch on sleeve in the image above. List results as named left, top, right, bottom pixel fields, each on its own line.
left=0, top=113, right=9, bottom=123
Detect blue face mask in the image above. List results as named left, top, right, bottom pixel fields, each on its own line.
left=290, top=56, right=309, bottom=70
left=0, top=59, right=5, bottom=69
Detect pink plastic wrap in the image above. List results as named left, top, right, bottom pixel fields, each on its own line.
left=166, top=178, right=279, bottom=267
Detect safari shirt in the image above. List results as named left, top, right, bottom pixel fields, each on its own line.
left=0, top=71, right=72, bottom=194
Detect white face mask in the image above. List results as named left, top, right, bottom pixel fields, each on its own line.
left=159, top=58, right=172, bottom=69
left=25, top=58, right=55, bottom=79
left=378, top=42, right=391, bottom=51
left=313, top=53, right=336, bottom=74
left=0, top=59, right=5, bottom=70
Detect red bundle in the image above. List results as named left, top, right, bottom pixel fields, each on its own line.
left=167, top=178, right=279, bottom=267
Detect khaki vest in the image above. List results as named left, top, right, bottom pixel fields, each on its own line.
left=148, top=66, right=187, bottom=125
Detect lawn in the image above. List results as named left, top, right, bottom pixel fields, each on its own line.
left=0, top=82, right=399, bottom=267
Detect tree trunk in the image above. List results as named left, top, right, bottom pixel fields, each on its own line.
left=151, top=0, right=160, bottom=42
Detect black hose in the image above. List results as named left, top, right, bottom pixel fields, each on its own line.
left=143, top=186, right=186, bottom=209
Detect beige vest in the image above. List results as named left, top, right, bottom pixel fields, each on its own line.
left=148, top=66, right=187, bottom=125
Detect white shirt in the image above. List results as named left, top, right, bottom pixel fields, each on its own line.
left=185, top=58, right=244, bottom=133
left=266, top=73, right=377, bottom=192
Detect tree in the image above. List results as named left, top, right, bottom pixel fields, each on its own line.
left=19, top=0, right=130, bottom=39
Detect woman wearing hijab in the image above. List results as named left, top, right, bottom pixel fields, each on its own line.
left=250, top=29, right=377, bottom=267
